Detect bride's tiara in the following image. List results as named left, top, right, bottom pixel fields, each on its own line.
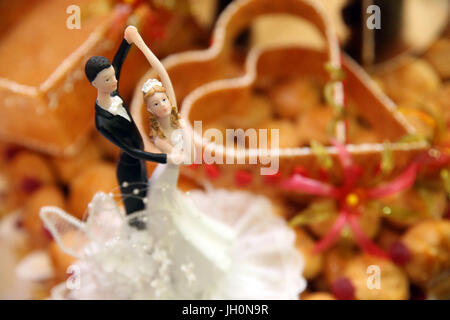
left=142, top=78, right=163, bottom=94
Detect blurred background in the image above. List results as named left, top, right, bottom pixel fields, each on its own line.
left=0, top=0, right=449, bottom=300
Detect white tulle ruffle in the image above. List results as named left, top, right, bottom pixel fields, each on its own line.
left=41, top=188, right=306, bottom=300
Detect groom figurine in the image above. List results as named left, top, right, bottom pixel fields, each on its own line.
left=85, top=31, right=172, bottom=215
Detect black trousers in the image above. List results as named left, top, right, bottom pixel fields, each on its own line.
left=116, top=151, right=148, bottom=215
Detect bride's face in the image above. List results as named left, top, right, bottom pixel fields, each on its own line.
left=146, top=92, right=171, bottom=118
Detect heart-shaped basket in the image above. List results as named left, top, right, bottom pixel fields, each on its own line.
left=131, top=0, right=427, bottom=197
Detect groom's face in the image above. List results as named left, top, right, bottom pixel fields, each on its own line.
left=92, top=66, right=118, bottom=93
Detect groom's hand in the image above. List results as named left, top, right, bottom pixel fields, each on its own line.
left=167, top=151, right=187, bottom=165
left=124, top=25, right=138, bottom=44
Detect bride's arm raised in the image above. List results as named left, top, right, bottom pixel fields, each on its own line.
left=124, top=26, right=177, bottom=110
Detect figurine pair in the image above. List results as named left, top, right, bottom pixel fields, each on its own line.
left=39, top=26, right=304, bottom=299
left=85, top=26, right=188, bottom=216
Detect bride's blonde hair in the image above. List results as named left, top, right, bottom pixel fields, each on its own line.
left=143, top=84, right=180, bottom=140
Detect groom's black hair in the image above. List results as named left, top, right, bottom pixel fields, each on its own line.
left=85, top=56, right=112, bottom=83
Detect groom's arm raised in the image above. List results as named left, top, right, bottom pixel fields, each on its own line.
left=112, top=37, right=132, bottom=87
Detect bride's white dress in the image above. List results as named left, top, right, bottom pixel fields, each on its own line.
left=40, top=130, right=305, bottom=299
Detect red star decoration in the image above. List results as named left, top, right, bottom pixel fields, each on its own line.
left=281, top=139, right=420, bottom=258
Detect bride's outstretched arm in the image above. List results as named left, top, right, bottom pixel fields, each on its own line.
left=125, top=26, right=177, bottom=110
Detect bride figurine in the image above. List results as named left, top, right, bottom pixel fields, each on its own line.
left=129, top=26, right=236, bottom=270
left=39, top=26, right=305, bottom=300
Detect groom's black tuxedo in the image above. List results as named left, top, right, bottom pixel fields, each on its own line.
left=95, top=39, right=167, bottom=215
